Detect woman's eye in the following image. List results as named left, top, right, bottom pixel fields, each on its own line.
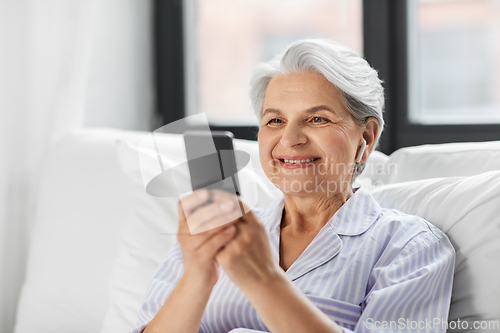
left=312, top=116, right=327, bottom=123
left=267, top=118, right=283, bottom=125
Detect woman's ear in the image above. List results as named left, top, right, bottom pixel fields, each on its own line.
left=359, top=118, right=379, bottom=164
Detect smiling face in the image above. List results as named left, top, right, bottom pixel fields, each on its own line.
left=258, top=72, right=364, bottom=197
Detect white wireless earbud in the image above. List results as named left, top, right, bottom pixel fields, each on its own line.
left=355, top=138, right=367, bottom=163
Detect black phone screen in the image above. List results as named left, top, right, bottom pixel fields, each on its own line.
left=183, top=131, right=240, bottom=195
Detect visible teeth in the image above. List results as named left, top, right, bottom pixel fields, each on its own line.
left=283, top=158, right=317, bottom=163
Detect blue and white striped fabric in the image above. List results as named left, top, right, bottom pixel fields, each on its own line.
left=132, top=187, right=455, bottom=333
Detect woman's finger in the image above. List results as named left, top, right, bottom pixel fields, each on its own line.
left=197, top=224, right=238, bottom=259
left=190, top=208, right=242, bottom=235
left=186, top=197, right=241, bottom=234
left=208, top=189, right=243, bottom=213
left=178, top=213, right=239, bottom=248
left=184, top=190, right=240, bottom=232
left=178, top=189, right=212, bottom=235
left=180, top=189, right=211, bottom=218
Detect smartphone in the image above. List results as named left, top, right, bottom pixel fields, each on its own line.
left=183, top=131, right=241, bottom=195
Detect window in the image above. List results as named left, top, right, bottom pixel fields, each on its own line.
left=363, top=0, right=500, bottom=153
left=184, top=0, right=363, bottom=125
left=408, top=0, right=500, bottom=125
left=156, top=0, right=500, bottom=152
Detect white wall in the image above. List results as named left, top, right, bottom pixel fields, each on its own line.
left=84, top=0, right=154, bottom=131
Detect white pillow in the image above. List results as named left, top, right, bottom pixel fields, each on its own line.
left=379, top=140, right=500, bottom=184
left=99, top=134, right=185, bottom=333
left=370, top=171, right=500, bottom=330
left=14, top=129, right=139, bottom=333
left=99, top=146, right=179, bottom=333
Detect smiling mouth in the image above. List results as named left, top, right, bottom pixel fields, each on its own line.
left=278, top=158, right=320, bottom=164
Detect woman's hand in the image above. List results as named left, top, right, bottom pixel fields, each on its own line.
left=215, top=205, right=282, bottom=291
left=144, top=189, right=242, bottom=333
left=177, top=188, right=242, bottom=289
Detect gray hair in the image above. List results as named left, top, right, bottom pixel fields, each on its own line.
left=250, top=39, right=385, bottom=181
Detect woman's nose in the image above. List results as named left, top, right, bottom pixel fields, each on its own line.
left=280, top=124, right=307, bottom=148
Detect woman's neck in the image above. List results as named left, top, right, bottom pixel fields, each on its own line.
left=281, top=189, right=353, bottom=234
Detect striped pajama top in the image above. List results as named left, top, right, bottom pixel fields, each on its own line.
left=132, top=187, right=455, bottom=333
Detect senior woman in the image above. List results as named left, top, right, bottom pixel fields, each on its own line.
left=132, top=39, right=455, bottom=333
